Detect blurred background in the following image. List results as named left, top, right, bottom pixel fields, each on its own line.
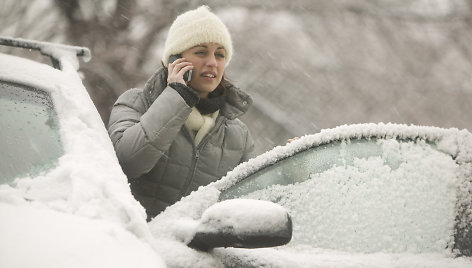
left=1, top=0, right=472, bottom=155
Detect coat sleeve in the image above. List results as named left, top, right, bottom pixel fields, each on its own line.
left=108, top=87, right=192, bottom=178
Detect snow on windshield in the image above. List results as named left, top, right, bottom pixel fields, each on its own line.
left=215, top=123, right=472, bottom=201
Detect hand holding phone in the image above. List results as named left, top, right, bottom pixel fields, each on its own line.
left=169, top=54, right=193, bottom=82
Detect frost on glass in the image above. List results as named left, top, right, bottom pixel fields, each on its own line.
left=221, top=139, right=460, bottom=253
left=0, top=81, right=63, bottom=184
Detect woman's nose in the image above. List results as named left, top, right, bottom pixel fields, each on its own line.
left=206, top=55, right=217, bottom=67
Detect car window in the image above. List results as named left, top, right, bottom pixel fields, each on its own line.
left=0, top=81, right=63, bottom=184
left=220, top=138, right=460, bottom=254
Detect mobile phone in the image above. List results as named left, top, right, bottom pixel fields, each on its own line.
left=169, top=54, right=192, bottom=82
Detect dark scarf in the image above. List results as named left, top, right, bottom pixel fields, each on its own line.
left=196, top=85, right=226, bottom=115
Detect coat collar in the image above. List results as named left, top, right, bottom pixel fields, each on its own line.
left=143, top=67, right=252, bottom=120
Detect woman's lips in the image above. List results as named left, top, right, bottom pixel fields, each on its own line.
left=201, top=71, right=217, bottom=78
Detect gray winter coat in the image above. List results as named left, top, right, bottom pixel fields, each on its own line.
left=108, top=68, right=254, bottom=220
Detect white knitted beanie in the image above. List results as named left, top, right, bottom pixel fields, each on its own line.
left=161, top=5, right=233, bottom=67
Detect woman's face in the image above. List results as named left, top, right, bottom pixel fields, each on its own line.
left=181, top=42, right=226, bottom=98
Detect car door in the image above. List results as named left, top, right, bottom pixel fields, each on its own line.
left=218, top=125, right=472, bottom=257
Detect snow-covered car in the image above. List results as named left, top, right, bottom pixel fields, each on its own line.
left=0, top=37, right=167, bottom=267
left=0, top=37, right=291, bottom=268
left=150, top=123, right=472, bottom=267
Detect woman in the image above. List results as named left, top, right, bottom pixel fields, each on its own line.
left=108, top=6, right=254, bottom=220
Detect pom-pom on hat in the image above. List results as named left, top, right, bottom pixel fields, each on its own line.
left=161, top=5, right=233, bottom=67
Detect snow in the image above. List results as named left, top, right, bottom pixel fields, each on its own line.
left=149, top=186, right=222, bottom=242
left=197, top=199, right=289, bottom=235
left=0, top=203, right=164, bottom=268
left=153, top=238, right=225, bottom=268
left=239, top=139, right=458, bottom=253
left=410, top=0, right=455, bottom=16
left=216, top=246, right=471, bottom=268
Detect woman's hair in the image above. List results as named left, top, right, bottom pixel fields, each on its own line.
left=219, top=74, right=233, bottom=92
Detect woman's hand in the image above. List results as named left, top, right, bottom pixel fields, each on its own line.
left=167, top=58, right=193, bottom=85
left=287, top=137, right=300, bottom=144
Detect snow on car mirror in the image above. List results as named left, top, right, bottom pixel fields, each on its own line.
left=187, top=199, right=292, bottom=251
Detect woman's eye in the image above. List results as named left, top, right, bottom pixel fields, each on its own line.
left=195, top=51, right=206, bottom=55
left=216, top=53, right=225, bottom=58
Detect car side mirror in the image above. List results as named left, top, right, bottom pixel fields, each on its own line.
left=187, top=199, right=292, bottom=251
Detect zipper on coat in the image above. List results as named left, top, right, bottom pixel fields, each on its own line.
left=180, top=126, right=199, bottom=196
left=181, top=116, right=224, bottom=196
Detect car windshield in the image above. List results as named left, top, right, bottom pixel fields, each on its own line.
left=220, top=138, right=460, bottom=254
left=0, top=81, right=63, bottom=184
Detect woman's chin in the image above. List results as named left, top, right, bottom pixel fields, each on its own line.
left=189, top=84, right=217, bottom=97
